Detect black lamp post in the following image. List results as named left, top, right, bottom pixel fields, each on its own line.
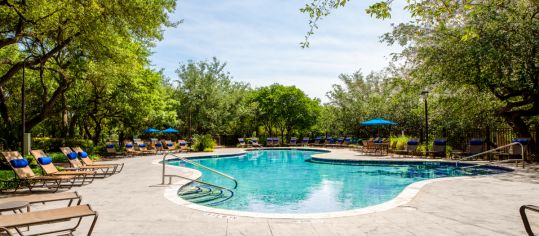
left=421, top=90, right=429, bottom=152
left=21, top=56, right=32, bottom=155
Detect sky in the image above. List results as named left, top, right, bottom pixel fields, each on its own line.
left=150, top=0, right=410, bottom=102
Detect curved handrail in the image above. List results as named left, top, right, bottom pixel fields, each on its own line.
left=520, top=205, right=539, bottom=236
left=457, top=142, right=525, bottom=168
left=162, top=153, right=238, bottom=189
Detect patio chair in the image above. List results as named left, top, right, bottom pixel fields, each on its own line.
left=178, top=140, right=189, bottom=152
left=288, top=137, right=298, bottom=146
left=124, top=141, right=140, bottom=156
left=1, top=151, right=75, bottom=193
left=238, top=138, right=247, bottom=148
left=71, top=147, right=124, bottom=174
left=360, top=140, right=376, bottom=154
left=164, top=140, right=177, bottom=152
left=341, top=137, right=351, bottom=147
left=250, top=137, right=262, bottom=148
left=510, top=138, right=530, bottom=159
left=105, top=143, right=122, bottom=156
left=273, top=137, right=280, bottom=146
left=0, top=191, right=82, bottom=207
left=265, top=137, right=273, bottom=147
left=394, top=140, right=419, bottom=158
left=136, top=142, right=155, bottom=155
left=425, top=139, right=447, bottom=158
left=59, top=147, right=115, bottom=177
left=312, top=137, right=322, bottom=146
left=29, top=150, right=97, bottom=185
left=301, top=137, right=310, bottom=146
left=0, top=204, right=98, bottom=236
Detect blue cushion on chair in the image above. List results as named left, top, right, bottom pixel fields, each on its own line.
left=179, top=142, right=186, bottom=145
left=167, top=142, right=174, bottom=147
left=512, top=139, right=529, bottom=144
left=138, top=143, right=146, bottom=148
left=125, top=143, right=133, bottom=148
left=155, top=143, right=162, bottom=147
left=469, top=139, right=483, bottom=145
left=10, top=159, right=29, bottom=168
left=78, top=151, right=88, bottom=158
left=407, top=140, right=418, bottom=145
left=106, top=144, right=114, bottom=149
left=67, top=152, right=78, bottom=160
left=434, top=140, right=447, bottom=145
left=38, top=157, right=53, bottom=165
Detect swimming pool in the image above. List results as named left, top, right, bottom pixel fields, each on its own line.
left=166, top=149, right=510, bottom=214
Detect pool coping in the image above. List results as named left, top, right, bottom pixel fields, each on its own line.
left=156, top=148, right=515, bottom=219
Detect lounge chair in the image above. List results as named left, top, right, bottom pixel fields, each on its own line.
left=250, top=138, right=262, bottom=148
left=394, top=140, right=419, bottom=158
left=59, top=147, right=115, bottom=177
left=29, top=150, right=97, bottom=185
left=425, top=139, right=447, bottom=158
left=0, top=191, right=82, bottom=207
left=178, top=140, right=189, bottom=152
left=273, top=137, right=280, bottom=146
left=510, top=138, right=530, bottom=158
left=164, top=140, right=177, bottom=152
left=105, top=143, right=122, bottom=156
left=154, top=141, right=164, bottom=152
left=301, top=137, right=310, bottom=146
left=136, top=142, right=155, bottom=155
left=341, top=137, right=351, bottom=147
left=124, top=141, right=140, bottom=156
left=265, top=137, right=273, bottom=147
left=71, top=147, right=124, bottom=174
left=0, top=204, right=98, bottom=236
left=312, top=137, right=322, bottom=146
left=288, top=137, right=298, bottom=146
left=1, top=151, right=75, bottom=193
left=238, top=138, right=247, bottom=148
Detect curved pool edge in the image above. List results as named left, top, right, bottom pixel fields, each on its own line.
left=155, top=148, right=513, bottom=219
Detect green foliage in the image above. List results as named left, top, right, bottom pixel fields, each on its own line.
left=390, top=135, right=410, bottom=150
left=174, top=58, right=254, bottom=136
left=32, top=138, right=94, bottom=153
left=251, top=84, right=321, bottom=139
left=191, top=134, right=216, bottom=152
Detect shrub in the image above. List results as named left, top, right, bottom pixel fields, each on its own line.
left=390, top=135, right=410, bottom=150
left=32, top=138, right=95, bottom=153
left=191, top=134, right=216, bottom=152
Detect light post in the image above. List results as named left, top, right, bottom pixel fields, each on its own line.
left=21, top=55, right=32, bottom=155
left=421, top=90, right=429, bottom=152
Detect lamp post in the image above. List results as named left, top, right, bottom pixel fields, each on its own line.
left=21, top=56, right=32, bottom=155
left=421, top=90, right=429, bottom=152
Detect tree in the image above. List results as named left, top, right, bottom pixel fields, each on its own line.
left=251, top=84, right=320, bottom=140
left=0, top=0, right=176, bottom=148
left=174, top=58, right=253, bottom=138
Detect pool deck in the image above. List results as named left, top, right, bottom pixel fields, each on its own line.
left=6, top=148, right=539, bottom=235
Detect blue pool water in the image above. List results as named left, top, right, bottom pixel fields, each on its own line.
left=166, top=149, right=510, bottom=214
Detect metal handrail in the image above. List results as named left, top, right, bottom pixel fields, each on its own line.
left=161, top=153, right=238, bottom=189
left=457, top=142, right=525, bottom=168
left=520, top=205, right=539, bottom=236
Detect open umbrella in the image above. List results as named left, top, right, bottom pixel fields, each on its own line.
left=161, top=127, right=179, bottom=133
left=360, top=118, right=397, bottom=126
left=143, top=128, right=160, bottom=133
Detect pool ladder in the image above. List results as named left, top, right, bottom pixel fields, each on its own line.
left=161, top=153, right=238, bottom=205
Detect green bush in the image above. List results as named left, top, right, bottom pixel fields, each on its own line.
left=32, top=138, right=95, bottom=153
left=390, top=135, right=410, bottom=150
left=191, top=134, right=216, bottom=152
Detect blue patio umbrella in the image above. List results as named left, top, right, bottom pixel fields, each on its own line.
left=161, top=127, right=179, bottom=133
left=143, top=128, right=160, bottom=133
left=360, top=118, right=397, bottom=126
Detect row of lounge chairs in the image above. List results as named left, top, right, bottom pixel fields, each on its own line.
left=1, top=147, right=123, bottom=193
left=237, top=137, right=354, bottom=148
left=106, top=139, right=189, bottom=156
left=0, top=192, right=98, bottom=235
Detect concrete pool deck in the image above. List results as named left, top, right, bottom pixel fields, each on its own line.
left=7, top=148, right=539, bottom=235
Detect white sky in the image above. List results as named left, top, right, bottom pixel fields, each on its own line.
left=150, top=0, right=410, bottom=102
